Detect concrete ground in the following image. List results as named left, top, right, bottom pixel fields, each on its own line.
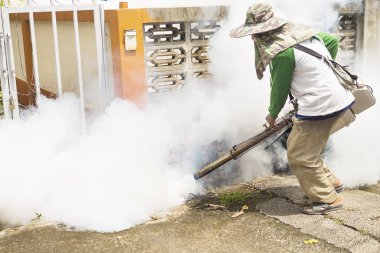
left=0, top=176, right=379, bottom=253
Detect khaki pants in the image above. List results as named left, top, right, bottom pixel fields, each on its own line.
left=287, top=115, right=341, bottom=204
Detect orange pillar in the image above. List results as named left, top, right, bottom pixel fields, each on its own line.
left=106, top=7, right=156, bottom=107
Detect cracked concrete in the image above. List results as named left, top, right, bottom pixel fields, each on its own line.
left=0, top=176, right=379, bottom=252
left=254, top=175, right=380, bottom=252
left=257, top=198, right=380, bottom=253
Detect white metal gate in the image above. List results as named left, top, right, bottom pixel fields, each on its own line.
left=0, top=0, right=108, bottom=124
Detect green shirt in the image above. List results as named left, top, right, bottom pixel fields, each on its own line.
left=268, top=32, right=339, bottom=118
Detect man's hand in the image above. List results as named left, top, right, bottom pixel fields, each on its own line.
left=265, top=114, right=277, bottom=127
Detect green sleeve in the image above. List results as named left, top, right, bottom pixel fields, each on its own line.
left=269, top=47, right=295, bottom=118
left=317, top=32, right=339, bottom=60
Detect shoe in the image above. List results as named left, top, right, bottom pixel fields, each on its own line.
left=303, top=196, right=343, bottom=215
left=302, top=202, right=343, bottom=215
left=334, top=184, right=344, bottom=193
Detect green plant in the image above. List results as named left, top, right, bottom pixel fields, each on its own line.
left=358, top=229, right=369, bottom=236
left=218, top=192, right=250, bottom=206
left=326, top=215, right=344, bottom=225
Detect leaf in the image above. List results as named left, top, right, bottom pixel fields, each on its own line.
left=241, top=205, right=249, bottom=210
left=231, top=205, right=249, bottom=218
left=205, top=204, right=227, bottom=210
left=304, top=239, right=319, bottom=244
left=231, top=210, right=245, bottom=218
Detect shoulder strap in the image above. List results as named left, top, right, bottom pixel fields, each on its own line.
left=293, top=43, right=359, bottom=84
left=293, top=44, right=328, bottom=62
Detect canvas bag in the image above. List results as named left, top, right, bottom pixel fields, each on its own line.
left=293, top=44, right=376, bottom=114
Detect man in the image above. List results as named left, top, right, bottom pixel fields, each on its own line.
left=230, top=3, right=355, bottom=214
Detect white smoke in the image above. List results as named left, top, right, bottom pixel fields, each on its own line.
left=0, top=95, right=198, bottom=231
left=0, top=0, right=378, bottom=232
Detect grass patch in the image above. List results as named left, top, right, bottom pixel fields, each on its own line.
left=326, top=215, right=344, bottom=225
left=218, top=192, right=251, bottom=206
left=358, top=229, right=369, bottom=236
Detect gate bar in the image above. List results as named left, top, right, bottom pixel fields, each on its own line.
left=99, top=3, right=110, bottom=105
left=72, top=0, right=86, bottom=129
left=1, top=8, right=20, bottom=119
left=5, top=33, right=20, bottom=118
left=0, top=30, right=11, bottom=119
left=50, top=0, right=63, bottom=97
left=92, top=1, right=105, bottom=108
left=4, top=5, right=98, bottom=14
left=27, top=0, right=42, bottom=107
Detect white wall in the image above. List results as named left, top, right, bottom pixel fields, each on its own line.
left=364, top=0, right=380, bottom=60
left=10, top=20, right=26, bottom=82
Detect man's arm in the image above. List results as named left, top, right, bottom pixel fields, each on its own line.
left=268, top=47, right=295, bottom=124
left=317, top=32, right=339, bottom=60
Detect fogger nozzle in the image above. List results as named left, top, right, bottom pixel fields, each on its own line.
left=193, top=153, right=233, bottom=180
left=193, top=110, right=296, bottom=180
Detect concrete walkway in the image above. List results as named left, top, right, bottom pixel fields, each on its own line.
left=0, top=176, right=379, bottom=253
left=254, top=176, right=380, bottom=253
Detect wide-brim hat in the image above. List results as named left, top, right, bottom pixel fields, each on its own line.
left=230, top=3, right=287, bottom=38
